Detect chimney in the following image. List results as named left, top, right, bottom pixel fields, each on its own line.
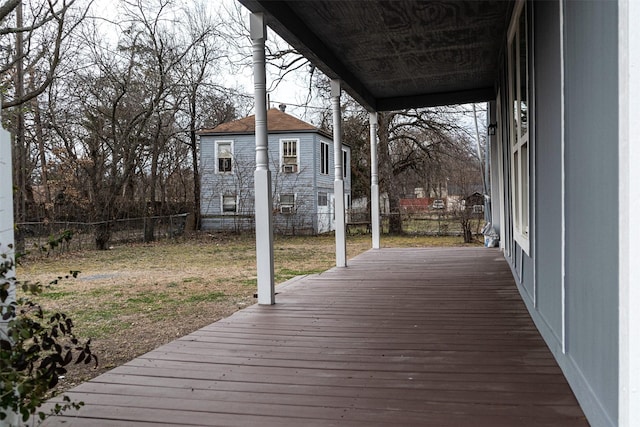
left=278, top=103, right=286, bottom=112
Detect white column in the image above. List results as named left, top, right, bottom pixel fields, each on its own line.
left=331, top=80, right=347, bottom=267
left=251, top=13, right=275, bottom=305
left=0, top=116, right=15, bottom=320
left=0, top=110, right=17, bottom=426
left=369, top=112, right=380, bottom=249
left=620, top=0, right=640, bottom=424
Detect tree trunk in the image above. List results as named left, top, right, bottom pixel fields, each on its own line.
left=189, top=93, right=201, bottom=231
left=377, top=112, right=403, bottom=234
left=13, top=0, right=25, bottom=253
left=95, top=222, right=111, bottom=250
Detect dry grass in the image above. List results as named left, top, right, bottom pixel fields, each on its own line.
left=16, top=232, right=480, bottom=393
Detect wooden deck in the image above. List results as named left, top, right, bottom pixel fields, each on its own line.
left=42, top=248, right=588, bottom=426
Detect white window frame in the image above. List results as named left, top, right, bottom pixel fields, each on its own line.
left=320, top=142, right=330, bottom=175
left=342, top=148, right=349, bottom=178
left=215, top=140, right=234, bottom=174
left=280, top=138, right=299, bottom=173
left=279, top=193, right=296, bottom=214
left=507, top=0, right=530, bottom=254
left=221, top=194, right=238, bottom=214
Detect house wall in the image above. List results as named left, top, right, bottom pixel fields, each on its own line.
left=499, top=2, right=619, bottom=426
left=563, top=1, right=619, bottom=425
left=200, top=131, right=350, bottom=234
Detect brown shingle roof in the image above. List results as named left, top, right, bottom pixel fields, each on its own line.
left=199, top=108, right=327, bottom=136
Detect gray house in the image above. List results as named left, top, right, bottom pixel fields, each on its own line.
left=199, top=107, right=351, bottom=235
left=236, top=1, right=640, bottom=426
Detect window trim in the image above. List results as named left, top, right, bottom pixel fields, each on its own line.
left=280, top=138, right=299, bottom=173
left=507, top=0, right=530, bottom=254
left=279, top=193, right=296, bottom=214
left=221, top=194, right=238, bottom=214
left=318, top=191, right=328, bottom=207
left=320, top=142, right=330, bottom=175
left=342, top=148, right=349, bottom=178
left=215, top=140, right=234, bottom=174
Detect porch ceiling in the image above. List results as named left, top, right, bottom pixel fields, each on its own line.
left=237, top=0, right=513, bottom=111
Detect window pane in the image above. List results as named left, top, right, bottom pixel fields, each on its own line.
left=514, top=150, right=520, bottom=230
left=318, top=192, right=328, bottom=206
left=511, top=38, right=518, bottom=145
left=343, top=151, right=348, bottom=178
left=321, top=143, right=329, bottom=174
left=521, top=143, right=529, bottom=235
left=222, top=195, right=236, bottom=212
left=280, top=194, right=295, bottom=205
left=218, top=143, right=231, bottom=157
left=219, top=158, right=232, bottom=172
left=519, top=8, right=528, bottom=138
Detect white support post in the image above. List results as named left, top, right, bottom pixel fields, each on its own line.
left=331, top=80, right=347, bottom=267
left=369, top=112, right=380, bottom=249
left=619, top=1, right=640, bottom=425
left=0, top=111, right=17, bottom=426
left=251, top=13, right=275, bottom=305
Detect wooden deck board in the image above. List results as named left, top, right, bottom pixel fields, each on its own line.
left=41, top=247, right=589, bottom=426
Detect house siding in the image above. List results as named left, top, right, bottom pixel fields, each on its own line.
left=200, top=130, right=350, bottom=235
left=499, top=2, right=619, bottom=427
left=563, top=1, right=618, bottom=425
left=533, top=0, right=563, bottom=347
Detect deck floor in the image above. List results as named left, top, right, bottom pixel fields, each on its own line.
left=43, top=247, right=588, bottom=426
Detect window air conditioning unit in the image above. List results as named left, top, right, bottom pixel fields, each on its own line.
left=280, top=206, right=294, bottom=214
left=283, top=164, right=296, bottom=173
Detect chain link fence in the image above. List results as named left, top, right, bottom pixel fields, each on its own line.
left=17, top=213, right=189, bottom=254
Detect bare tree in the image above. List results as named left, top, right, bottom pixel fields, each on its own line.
left=0, top=0, right=89, bottom=250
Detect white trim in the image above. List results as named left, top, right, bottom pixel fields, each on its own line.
left=496, top=92, right=507, bottom=253
left=342, top=148, right=349, bottom=179
left=320, top=141, right=330, bottom=175
left=559, top=0, right=567, bottom=354
left=331, top=79, right=346, bottom=267
left=214, top=140, right=234, bottom=174
left=279, top=138, right=300, bottom=173
left=369, top=112, right=380, bottom=249
left=221, top=194, right=238, bottom=215
left=250, top=12, right=275, bottom=305
left=508, top=0, right=531, bottom=255
left=619, top=0, right=640, bottom=425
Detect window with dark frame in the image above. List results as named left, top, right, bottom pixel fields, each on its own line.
left=342, top=149, right=348, bottom=178
left=320, top=142, right=329, bottom=175
left=217, top=142, right=232, bottom=173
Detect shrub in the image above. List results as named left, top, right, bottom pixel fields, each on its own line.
left=0, top=243, right=97, bottom=425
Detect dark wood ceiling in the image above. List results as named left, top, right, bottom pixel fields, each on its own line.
left=238, top=0, right=513, bottom=111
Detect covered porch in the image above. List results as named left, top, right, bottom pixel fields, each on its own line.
left=43, top=248, right=587, bottom=426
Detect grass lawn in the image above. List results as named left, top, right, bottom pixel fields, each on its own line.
left=16, top=232, right=480, bottom=393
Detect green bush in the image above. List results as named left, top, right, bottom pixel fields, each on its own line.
left=0, top=243, right=96, bottom=425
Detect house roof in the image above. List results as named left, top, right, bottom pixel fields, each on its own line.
left=199, top=108, right=330, bottom=138
left=237, top=1, right=513, bottom=111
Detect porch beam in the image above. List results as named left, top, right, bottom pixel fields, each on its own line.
left=251, top=12, right=275, bottom=305
left=331, top=79, right=347, bottom=267
left=369, top=112, right=380, bottom=249
left=377, top=87, right=495, bottom=111
left=619, top=0, right=640, bottom=424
